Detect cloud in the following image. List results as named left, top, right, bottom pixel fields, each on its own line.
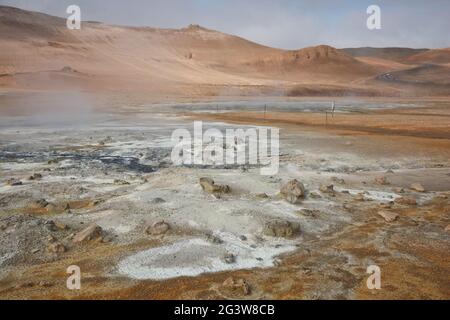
left=1, top=0, right=449, bottom=48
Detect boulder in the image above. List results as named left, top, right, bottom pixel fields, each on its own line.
left=410, top=183, right=425, bottom=192
left=222, top=253, right=236, bottom=264
left=395, top=196, right=417, bottom=206
left=47, top=242, right=66, bottom=254
left=377, top=211, right=399, bottom=222
left=280, top=179, right=305, bottom=204
left=319, top=184, right=335, bottom=194
left=375, top=176, right=389, bottom=185
left=6, top=178, right=22, bottom=186
left=199, top=177, right=230, bottom=194
left=28, top=173, right=42, bottom=181
left=73, top=223, right=103, bottom=243
left=145, top=220, right=170, bottom=236
left=222, top=277, right=251, bottom=296
left=354, top=193, right=366, bottom=201
left=263, top=220, right=300, bottom=238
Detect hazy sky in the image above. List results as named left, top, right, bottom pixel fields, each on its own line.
left=1, top=0, right=449, bottom=49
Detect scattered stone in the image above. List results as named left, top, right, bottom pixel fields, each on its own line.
left=47, top=159, right=59, bottom=165
left=114, top=179, right=130, bottom=185
left=31, top=248, right=40, bottom=254
left=145, top=220, right=170, bottom=236
left=239, top=235, right=247, bottom=241
left=341, top=190, right=350, bottom=194
left=47, top=242, right=66, bottom=254
left=393, top=187, right=405, bottom=193
left=386, top=169, right=395, bottom=174
left=199, top=177, right=230, bottom=195
left=29, top=199, right=50, bottom=209
left=255, top=193, right=269, bottom=199
left=45, top=220, right=57, bottom=232
left=395, top=196, right=417, bottom=206
left=54, top=220, right=68, bottom=230
left=280, top=179, right=305, bottom=204
left=375, top=176, right=389, bottom=185
left=151, top=197, right=166, bottom=204
left=377, top=211, right=399, bottom=222
left=206, top=233, right=223, bottom=244
left=354, top=193, right=365, bottom=201
left=222, top=277, right=251, bottom=296
left=410, top=183, right=425, bottom=193
left=297, top=209, right=319, bottom=218
left=6, top=178, right=22, bottom=186
left=331, top=177, right=345, bottom=184
left=28, top=173, right=42, bottom=181
left=379, top=202, right=393, bottom=209
left=222, top=253, right=236, bottom=264
left=319, top=184, right=335, bottom=195
left=73, top=223, right=103, bottom=243
left=263, top=220, right=300, bottom=238
left=309, top=192, right=321, bottom=199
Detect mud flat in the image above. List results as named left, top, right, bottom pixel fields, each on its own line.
left=0, top=99, right=449, bottom=299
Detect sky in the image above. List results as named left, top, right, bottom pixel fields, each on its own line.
left=1, top=0, right=449, bottom=49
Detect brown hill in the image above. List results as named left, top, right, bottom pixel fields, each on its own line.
left=0, top=6, right=447, bottom=97
left=404, top=49, right=450, bottom=64
left=342, top=47, right=428, bottom=62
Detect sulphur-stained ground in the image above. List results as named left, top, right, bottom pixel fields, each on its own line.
left=0, top=95, right=449, bottom=299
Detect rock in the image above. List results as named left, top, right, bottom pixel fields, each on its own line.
left=331, top=177, right=345, bottom=184
left=263, top=220, right=300, bottom=238
left=28, top=173, right=42, bottom=181
left=30, top=199, right=50, bottom=209
left=31, top=248, right=40, bottom=254
left=375, top=176, right=389, bottom=185
left=47, top=159, right=59, bottom=165
left=410, top=183, right=425, bottom=192
left=151, top=198, right=166, bottom=204
left=280, top=179, right=305, bottom=204
left=145, top=220, right=170, bottom=236
left=377, top=211, right=399, bottom=222
left=45, top=221, right=57, bottom=232
left=199, top=177, right=230, bottom=194
left=206, top=233, right=223, bottom=244
left=6, top=178, right=22, bottom=186
left=395, top=196, right=417, bottom=206
left=239, top=235, right=247, bottom=241
left=255, top=193, right=269, bottom=199
left=47, top=235, right=56, bottom=243
left=386, top=169, right=395, bottom=174
left=297, top=209, right=319, bottom=218
left=222, top=253, right=236, bottom=264
left=73, top=223, right=103, bottom=243
left=354, top=193, right=366, bottom=201
left=319, top=184, right=335, bottom=195
left=309, top=192, right=321, bottom=199
left=393, top=187, right=405, bottom=193
left=114, top=179, right=130, bottom=185
left=222, top=277, right=251, bottom=296
left=54, top=220, right=68, bottom=230
left=47, top=242, right=66, bottom=254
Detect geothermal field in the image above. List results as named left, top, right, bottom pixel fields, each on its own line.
left=0, top=5, right=449, bottom=300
